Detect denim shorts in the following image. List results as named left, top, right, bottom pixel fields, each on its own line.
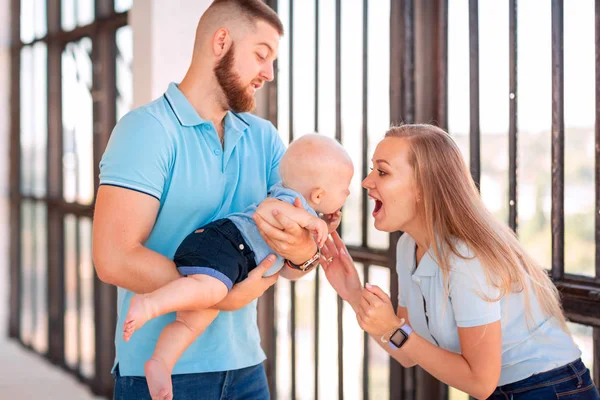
left=174, top=219, right=257, bottom=291
left=489, top=358, right=599, bottom=399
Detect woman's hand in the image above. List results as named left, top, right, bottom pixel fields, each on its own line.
left=320, top=231, right=362, bottom=308
left=356, top=283, right=403, bottom=336
left=212, top=255, right=279, bottom=311
left=253, top=198, right=317, bottom=265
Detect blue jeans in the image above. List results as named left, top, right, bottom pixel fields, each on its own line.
left=489, top=358, right=599, bottom=399
left=113, top=363, right=270, bottom=400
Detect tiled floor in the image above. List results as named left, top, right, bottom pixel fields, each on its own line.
left=0, top=336, right=103, bottom=399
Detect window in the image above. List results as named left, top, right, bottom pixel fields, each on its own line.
left=10, top=0, right=132, bottom=396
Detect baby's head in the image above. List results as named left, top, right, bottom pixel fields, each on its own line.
left=279, top=134, right=354, bottom=214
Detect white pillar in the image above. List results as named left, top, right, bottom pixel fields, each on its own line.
left=130, top=0, right=213, bottom=108
left=0, top=0, right=10, bottom=332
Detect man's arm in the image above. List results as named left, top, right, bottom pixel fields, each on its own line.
left=92, top=185, right=181, bottom=293
left=93, top=185, right=280, bottom=309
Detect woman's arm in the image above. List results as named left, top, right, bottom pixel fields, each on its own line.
left=358, top=286, right=501, bottom=399
left=398, top=321, right=501, bottom=399
left=369, top=306, right=417, bottom=368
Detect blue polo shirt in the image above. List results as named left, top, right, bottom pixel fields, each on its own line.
left=99, top=82, right=285, bottom=376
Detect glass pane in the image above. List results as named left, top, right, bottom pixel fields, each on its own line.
left=275, top=278, right=292, bottom=399
left=116, top=26, right=134, bottom=121
left=276, top=0, right=290, bottom=145
left=20, top=0, right=47, bottom=43
left=64, top=214, right=79, bottom=369
left=367, top=266, right=390, bottom=399
left=62, top=38, right=94, bottom=205
left=295, top=268, right=316, bottom=400
left=479, top=1, right=509, bottom=224
left=449, top=387, right=470, bottom=400
left=62, top=0, right=94, bottom=31
left=32, top=202, right=48, bottom=353
left=33, top=43, right=48, bottom=197
left=344, top=263, right=365, bottom=398
left=568, top=322, right=594, bottom=378
left=20, top=43, right=48, bottom=197
left=20, top=46, right=33, bottom=196
left=517, top=0, right=552, bottom=270
left=367, top=0, right=390, bottom=251
left=340, top=0, right=364, bottom=247
left=564, top=0, right=595, bottom=277
left=20, top=201, right=34, bottom=345
left=447, top=0, right=470, bottom=162
left=115, top=0, right=133, bottom=13
left=79, top=218, right=95, bottom=378
left=317, top=265, right=341, bottom=399
left=62, top=0, right=76, bottom=31
left=316, top=0, right=336, bottom=141
left=77, top=0, right=94, bottom=27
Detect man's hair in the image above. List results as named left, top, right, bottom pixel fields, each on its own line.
left=206, top=0, right=284, bottom=36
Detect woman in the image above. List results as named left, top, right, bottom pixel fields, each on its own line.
left=320, top=124, right=599, bottom=399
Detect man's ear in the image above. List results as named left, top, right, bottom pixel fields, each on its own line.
left=310, top=188, right=325, bottom=205
left=212, top=28, right=231, bottom=57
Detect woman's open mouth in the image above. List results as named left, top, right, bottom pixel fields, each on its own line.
left=369, top=194, right=383, bottom=217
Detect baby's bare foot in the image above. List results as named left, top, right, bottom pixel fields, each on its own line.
left=145, top=357, right=173, bottom=400
left=123, top=294, right=153, bottom=342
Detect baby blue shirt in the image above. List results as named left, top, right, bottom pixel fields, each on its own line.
left=228, top=182, right=318, bottom=277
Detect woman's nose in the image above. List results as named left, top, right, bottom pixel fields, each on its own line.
left=362, top=175, right=373, bottom=189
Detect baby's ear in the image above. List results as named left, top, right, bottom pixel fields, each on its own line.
left=310, top=188, right=324, bottom=204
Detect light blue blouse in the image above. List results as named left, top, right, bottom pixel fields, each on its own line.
left=395, top=233, right=581, bottom=386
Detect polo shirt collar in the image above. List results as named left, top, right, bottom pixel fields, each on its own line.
left=165, top=82, right=251, bottom=134
left=164, top=82, right=206, bottom=127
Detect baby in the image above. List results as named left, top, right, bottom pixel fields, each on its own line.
left=122, top=133, right=354, bottom=400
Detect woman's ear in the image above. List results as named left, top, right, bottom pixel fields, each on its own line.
left=310, top=188, right=325, bottom=205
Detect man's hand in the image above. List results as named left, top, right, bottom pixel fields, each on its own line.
left=253, top=197, right=317, bottom=265
left=212, top=255, right=279, bottom=311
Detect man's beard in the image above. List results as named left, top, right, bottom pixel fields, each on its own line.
left=214, top=43, right=256, bottom=113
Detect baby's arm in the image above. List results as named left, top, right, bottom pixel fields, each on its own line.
left=256, top=198, right=328, bottom=247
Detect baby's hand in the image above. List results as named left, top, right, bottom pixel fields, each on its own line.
left=324, top=210, right=342, bottom=233
left=306, top=217, right=329, bottom=248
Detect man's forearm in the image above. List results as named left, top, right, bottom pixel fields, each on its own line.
left=95, top=244, right=180, bottom=293
left=279, top=264, right=313, bottom=280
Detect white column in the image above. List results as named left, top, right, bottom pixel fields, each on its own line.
left=0, top=0, right=10, bottom=332
left=130, top=0, right=213, bottom=108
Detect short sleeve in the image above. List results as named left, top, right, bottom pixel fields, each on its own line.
left=99, top=109, right=173, bottom=201
left=266, top=122, right=286, bottom=190
left=449, top=253, right=502, bottom=328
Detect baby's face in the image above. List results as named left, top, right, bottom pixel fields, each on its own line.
left=316, top=165, right=353, bottom=214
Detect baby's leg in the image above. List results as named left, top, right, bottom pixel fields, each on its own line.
left=123, top=274, right=227, bottom=341
left=144, top=309, right=220, bottom=400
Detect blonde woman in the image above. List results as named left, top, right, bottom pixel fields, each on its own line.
left=320, top=124, right=599, bottom=399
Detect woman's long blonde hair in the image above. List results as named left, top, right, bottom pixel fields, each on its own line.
left=386, top=124, right=568, bottom=332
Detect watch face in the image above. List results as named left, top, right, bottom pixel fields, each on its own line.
left=390, top=328, right=409, bottom=348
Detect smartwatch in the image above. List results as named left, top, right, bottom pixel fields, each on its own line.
left=285, top=247, right=321, bottom=272
left=387, top=323, right=413, bottom=350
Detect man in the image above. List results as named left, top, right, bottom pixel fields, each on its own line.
left=92, top=1, right=321, bottom=398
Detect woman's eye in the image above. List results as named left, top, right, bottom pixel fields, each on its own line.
left=377, top=169, right=386, bottom=176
